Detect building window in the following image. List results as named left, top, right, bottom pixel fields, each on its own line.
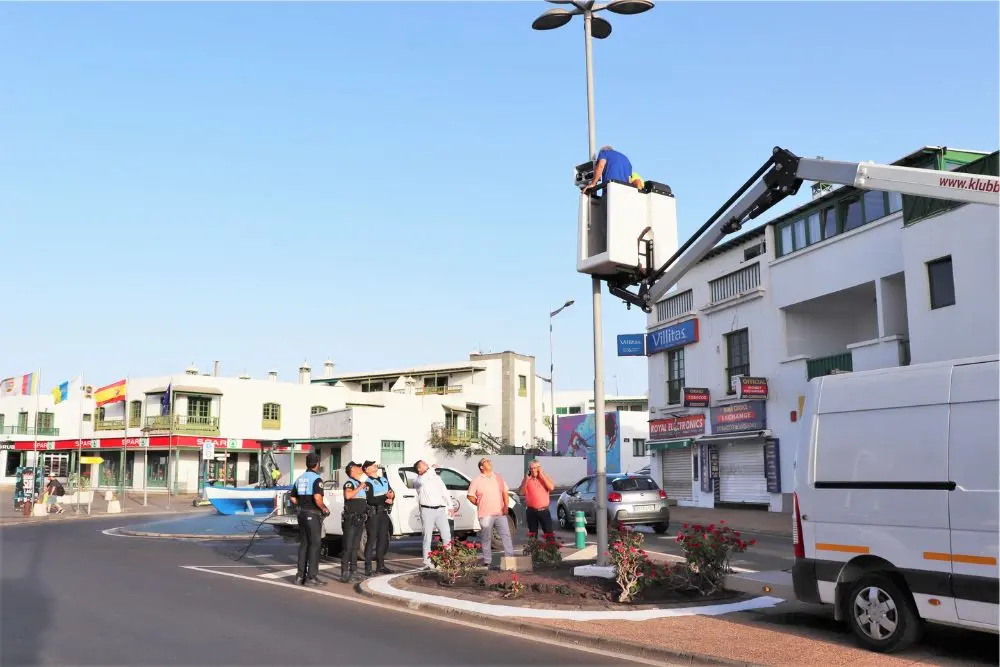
left=655, top=289, right=694, bottom=322
left=632, top=438, right=647, bottom=457
left=0, top=414, right=4, bottom=431
left=35, top=411, right=55, bottom=434
left=262, top=402, right=281, bottom=429
left=568, top=406, right=582, bottom=415
left=555, top=407, right=569, bottom=415
left=888, top=192, right=903, bottom=214
left=17, top=411, right=28, bottom=433
left=189, top=396, right=211, bottom=420
left=725, top=329, right=750, bottom=394
left=743, top=242, right=765, bottom=261
left=129, top=400, right=142, bottom=428
left=927, top=256, right=955, bottom=309
left=380, top=440, right=405, bottom=465
left=5, top=451, right=25, bottom=476
left=666, top=349, right=685, bottom=405
left=840, top=195, right=864, bottom=233
left=82, top=413, right=92, bottom=422
left=361, top=381, right=383, bottom=393
left=518, top=375, right=527, bottom=397
left=310, top=405, right=328, bottom=415
left=863, top=190, right=887, bottom=223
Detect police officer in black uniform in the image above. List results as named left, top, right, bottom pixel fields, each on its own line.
left=340, top=461, right=369, bottom=583
left=289, top=453, right=330, bottom=586
left=362, top=460, right=395, bottom=576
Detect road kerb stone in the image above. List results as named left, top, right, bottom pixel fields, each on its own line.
left=355, top=578, right=760, bottom=667
left=0, top=507, right=212, bottom=528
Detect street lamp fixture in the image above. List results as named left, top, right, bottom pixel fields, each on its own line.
left=530, top=0, right=654, bottom=569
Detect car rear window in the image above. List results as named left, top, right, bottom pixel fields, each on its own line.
left=611, top=476, right=658, bottom=492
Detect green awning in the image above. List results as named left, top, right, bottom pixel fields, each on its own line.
left=648, top=438, right=693, bottom=452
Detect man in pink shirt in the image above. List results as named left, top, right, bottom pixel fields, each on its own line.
left=467, top=458, right=514, bottom=568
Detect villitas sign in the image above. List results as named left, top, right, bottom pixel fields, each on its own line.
left=650, top=413, right=706, bottom=439
left=646, top=319, right=699, bottom=355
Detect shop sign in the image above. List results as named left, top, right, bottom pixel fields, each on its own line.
left=710, top=400, right=767, bottom=434
left=650, top=413, right=706, bottom=439
left=0, top=440, right=13, bottom=450
left=732, top=376, right=769, bottom=400
left=699, top=443, right=713, bottom=493
left=645, top=319, right=699, bottom=355
left=616, top=334, right=646, bottom=357
left=683, top=387, right=710, bottom=408
left=764, top=438, right=781, bottom=494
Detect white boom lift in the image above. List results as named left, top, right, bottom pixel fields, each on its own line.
left=574, top=146, right=1000, bottom=313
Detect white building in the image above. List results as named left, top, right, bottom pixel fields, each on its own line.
left=645, top=147, right=998, bottom=513
left=533, top=384, right=648, bottom=448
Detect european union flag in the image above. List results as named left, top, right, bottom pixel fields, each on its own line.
left=161, top=382, right=172, bottom=414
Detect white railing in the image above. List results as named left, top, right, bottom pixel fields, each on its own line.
left=655, top=289, right=693, bottom=322
left=710, top=263, right=760, bottom=303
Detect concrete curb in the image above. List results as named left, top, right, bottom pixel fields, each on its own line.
left=355, top=578, right=762, bottom=667
left=0, top=507, right=213, bottom=528
left=116, top=527, right=279, bottom=541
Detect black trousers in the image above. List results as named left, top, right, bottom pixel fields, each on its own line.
left=297, top=511, right=323, bottom=580
left=526, top=506, right=554, bottom=536
left=342, top=511, right=367, bottom=573
left=364, top=508, right=391, bottom=569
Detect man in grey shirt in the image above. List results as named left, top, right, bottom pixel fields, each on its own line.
left=413, top=460, right=453, bottom=569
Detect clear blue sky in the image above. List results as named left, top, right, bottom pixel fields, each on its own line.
left=2, top=1, right=997, bottom=394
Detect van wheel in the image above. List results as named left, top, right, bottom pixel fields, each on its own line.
left=557, top=506, right=569, bottom=530
left=844, top=573, right=923, bottom=653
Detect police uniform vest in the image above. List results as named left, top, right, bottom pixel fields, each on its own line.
left=293, top=471, right=322, bottom=512
left=367, top=477, right=390, bottom=508
left=344, top=477, right=368, bottom=513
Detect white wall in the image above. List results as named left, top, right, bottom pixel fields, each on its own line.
left=618, top=411, right=651, bottom=474
left=903, top=204, right=999, bottom=364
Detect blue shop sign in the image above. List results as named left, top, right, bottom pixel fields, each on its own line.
left=617, top=334, right=646, bottom=357
left=646, top=318, right=699, bottom=355
left=710, top=400, right=767, bottom=434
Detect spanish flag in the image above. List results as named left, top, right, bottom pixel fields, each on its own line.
left=94, top=379, right=127, bottom=406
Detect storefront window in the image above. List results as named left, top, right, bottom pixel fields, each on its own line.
left=147, top=453, right=168, bottom=488
left=5, top=452, right=25, bottom=477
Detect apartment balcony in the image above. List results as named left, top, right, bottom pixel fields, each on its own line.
left=262, top=419, right=281, bottom=430
left=143, top=414, right=220, bottom=436
left=806, top=352, right=853, bottom=380
left=430, top=423, right=480, bottom=445
left=416, top=385, right=463, bottom=396
left=95, top=419, right=126, bottom=432
left=1, top=426, right=61, bottom=436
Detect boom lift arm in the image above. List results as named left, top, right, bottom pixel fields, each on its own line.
left=608, top=146, right=1000, bottom=313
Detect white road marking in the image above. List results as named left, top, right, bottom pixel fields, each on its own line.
left=177, top=565, right=676, bottom=666
left=260, top=563, right=339, bottom=579
left=244, top=553, right=273, bottom=559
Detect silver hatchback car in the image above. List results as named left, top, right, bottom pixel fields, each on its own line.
left=556, top=473, right=670, bottom=534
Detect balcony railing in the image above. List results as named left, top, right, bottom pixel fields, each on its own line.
left=262, top=418, right=281, bottom=430
left=95, top=419, right=126, bottom=432
left=656, top=289, right=694, bottom=323
left=666, top=378, right=684, bottom=405
left=416, top=385, right=462, bottom=396
left=710, top=263, right=761, bottom=303
left=143, top=414, right=220, bottom=435
left=2, top=426, right=61, bottom=436
left=806, top=352, right=853, bottom=381
left=431, top=424, right=480, bottom=445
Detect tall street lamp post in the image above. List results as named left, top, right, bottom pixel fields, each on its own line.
left=548, top=299, right=575, bottom=454
left=531, top=0, right=654, bottom=567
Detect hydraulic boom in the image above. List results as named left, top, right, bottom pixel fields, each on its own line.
left=608, top=147, right=1000, bottom=313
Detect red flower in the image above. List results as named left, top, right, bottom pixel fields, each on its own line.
left=719, top=519, right=726, bottom=524
left=749, top=538, right=757, bottom=546
left=682, top=523, right=689, bottom=529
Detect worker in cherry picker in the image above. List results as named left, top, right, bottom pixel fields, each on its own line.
left=583, top=145, right=641, bottom=195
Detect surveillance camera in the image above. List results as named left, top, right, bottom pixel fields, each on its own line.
left=574, top=160, right=595, bottom=189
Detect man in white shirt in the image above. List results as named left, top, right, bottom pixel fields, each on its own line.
left=413, top=459, right=453, bottom=569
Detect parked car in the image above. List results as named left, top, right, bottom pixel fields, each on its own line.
left=555, top=473, right=670, bottom=534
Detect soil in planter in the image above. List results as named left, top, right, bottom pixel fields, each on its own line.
left=406, top=563, right=745, bottom=609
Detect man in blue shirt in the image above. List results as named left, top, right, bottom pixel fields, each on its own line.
left=583, top=145, right=633, bottom=194
left=289, top=453, right=330, bottom=587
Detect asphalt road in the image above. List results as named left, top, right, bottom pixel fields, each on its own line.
left=0, top=518, right=646, bottom=667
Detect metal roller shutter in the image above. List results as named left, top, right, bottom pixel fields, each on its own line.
left=718, top=442, right=769, bottom=504
left=660, top=448, right=693, bottom=502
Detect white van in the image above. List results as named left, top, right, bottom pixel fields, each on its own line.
left=787, top=355, right=999, bottom=652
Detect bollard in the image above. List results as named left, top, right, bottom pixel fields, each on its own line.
left=575, top=511, right=586, bottom=549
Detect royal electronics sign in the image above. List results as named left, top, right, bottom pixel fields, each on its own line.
left=617, top=334, right=646, bottom=357
left=646, top=319, right=699, bottom=355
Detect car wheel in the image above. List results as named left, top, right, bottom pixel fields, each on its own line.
left=844, top=573, right=923, bottom=653
left=557, top=506, right=569, bottom=530
left=652, top=523, right=669, bottom=534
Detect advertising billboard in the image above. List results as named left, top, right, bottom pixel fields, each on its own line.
left=556, top=411, right=622, bottom=476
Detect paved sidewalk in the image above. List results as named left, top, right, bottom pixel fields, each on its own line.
left=670, top=506, right=791, bottom=537
left=0, top=490, right=203, bottom=525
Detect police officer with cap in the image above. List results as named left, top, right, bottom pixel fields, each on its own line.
left=340, top=461, right=369, bottom=583
left=289, top=453, right=329, bottom=586
left=362, top=460, right=395, bottom=576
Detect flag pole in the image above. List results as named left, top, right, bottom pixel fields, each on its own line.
left=119, top=376, right=127, bottom=512
left=76, top=373, right=84, bottom=515
left=165, top=377, right=173, bottom=510
left=33, top=369, right=41, bottom=510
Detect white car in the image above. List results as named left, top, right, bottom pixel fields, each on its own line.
left=266, top=464, right=525, bottom=558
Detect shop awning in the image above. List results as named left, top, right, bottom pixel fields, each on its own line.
left=647, top=438, right=693, bottom=452
left=145, top=385, right=223, bottom=396
left=286, top=437, right=351, bottom=444
left=443, top=404, right=471, bottom=413
left=697, top=429, right=772, bottom=444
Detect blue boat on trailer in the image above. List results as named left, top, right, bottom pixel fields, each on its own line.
left=203, top=485, right=292, bottom=515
